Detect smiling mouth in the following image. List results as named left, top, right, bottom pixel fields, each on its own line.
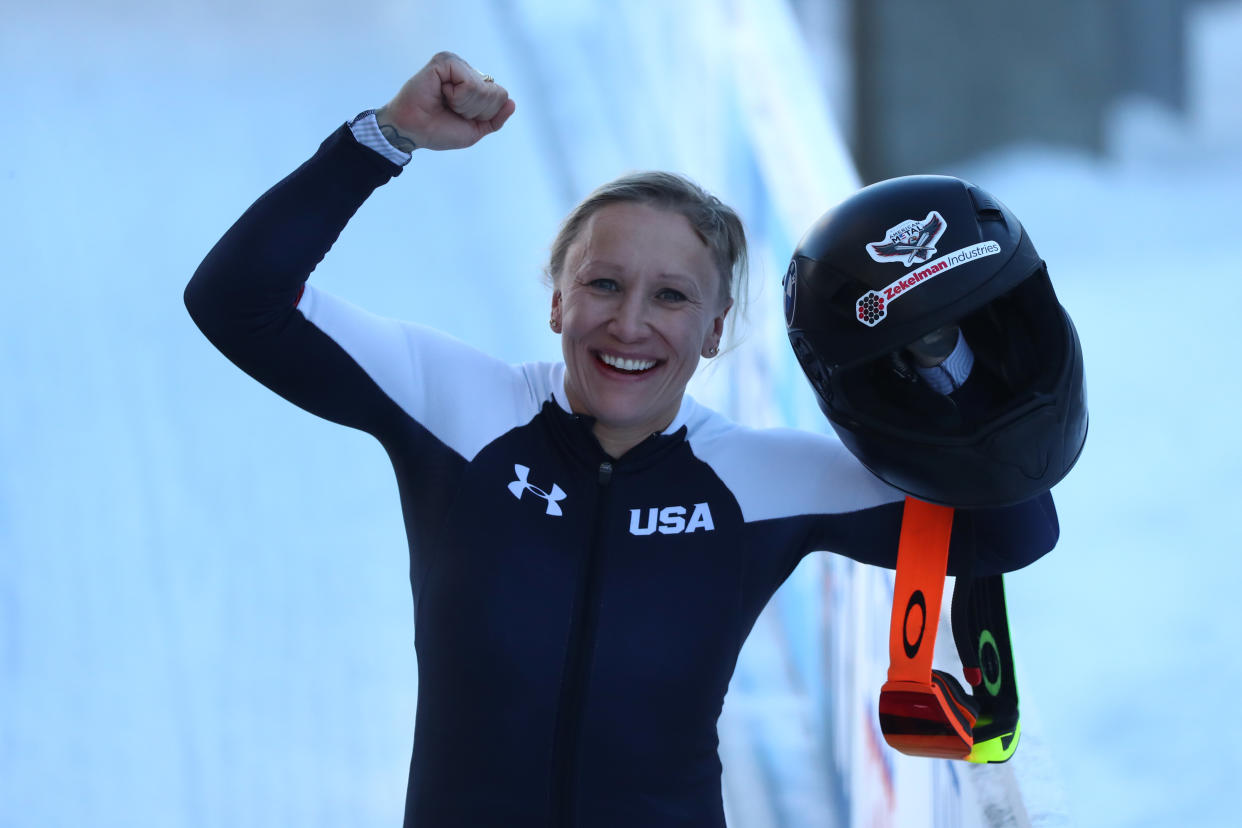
left=596, top=351, right=659, bottom=374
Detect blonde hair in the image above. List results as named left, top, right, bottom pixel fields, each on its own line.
left=546, top=172, right=749, bottom=325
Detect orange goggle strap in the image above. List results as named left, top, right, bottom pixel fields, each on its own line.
left=879, top=498, right=979, bottom=759
left=885, top=498, right=955, bottom=684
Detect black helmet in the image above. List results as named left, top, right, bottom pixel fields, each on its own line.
left=784, top=175, right=1087, bottom=508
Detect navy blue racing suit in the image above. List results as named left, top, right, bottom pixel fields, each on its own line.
left=185, top=122, right=1058, bottom=828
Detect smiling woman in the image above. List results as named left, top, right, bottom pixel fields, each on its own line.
left=184, top=49, right=1060, bottom=828
left=553, top=199, right=737, bottom=456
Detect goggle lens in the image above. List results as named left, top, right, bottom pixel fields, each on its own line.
left=878, top=680, right=976, bottom=760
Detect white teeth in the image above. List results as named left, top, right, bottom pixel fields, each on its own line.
left=600, top=353, right=657, bottom=372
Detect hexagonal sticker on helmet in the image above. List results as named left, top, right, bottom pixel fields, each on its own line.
left=856, top=291, right=886, bottom=325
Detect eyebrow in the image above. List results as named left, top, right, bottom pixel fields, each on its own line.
left=577, top=261, right=703, bottom=290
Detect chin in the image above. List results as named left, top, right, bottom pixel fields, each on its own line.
left=593, top=401, right=654, bottom=429
left=588, top=394, right=666, bottom=431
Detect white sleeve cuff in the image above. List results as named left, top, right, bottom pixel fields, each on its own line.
left=348, top=110, right=413, bottom=167
left=915, top=331, right=975, bottom=394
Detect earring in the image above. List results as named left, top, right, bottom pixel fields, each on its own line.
left=550, top=317, right=559, bottom=331
left=707, top=345, right=718, bottom=356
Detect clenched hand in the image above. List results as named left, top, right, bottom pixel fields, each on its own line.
left=376, top=51, right=516, bottom=152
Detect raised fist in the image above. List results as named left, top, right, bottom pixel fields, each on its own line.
left=376, top=51, right=516, bottom=152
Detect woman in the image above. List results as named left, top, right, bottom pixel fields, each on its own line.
left=186, top=52, right=1057, bottom=828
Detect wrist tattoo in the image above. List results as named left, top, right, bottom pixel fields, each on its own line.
left=379, top=124, right=418, bottom=153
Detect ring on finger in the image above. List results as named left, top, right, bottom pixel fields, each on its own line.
left=480, top=73, right=494, bottom=83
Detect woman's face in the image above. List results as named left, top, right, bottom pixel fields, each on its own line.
left=552, top=202, right=731, bottom=454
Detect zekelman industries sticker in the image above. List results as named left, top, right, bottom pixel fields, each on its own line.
left=856, top=228, right=1002, bottom=326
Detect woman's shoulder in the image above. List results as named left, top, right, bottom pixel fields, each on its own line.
left=678, top=397, right=903, bottom=519
left=517, top=360, right=567, bottom=410
left=678, top=396, right=850, bottom=458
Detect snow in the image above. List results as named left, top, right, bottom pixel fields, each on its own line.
left=3, top=1, right=1240, bottom=825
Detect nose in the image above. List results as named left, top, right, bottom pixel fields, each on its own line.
left=609, top=292, right=649, bottom=342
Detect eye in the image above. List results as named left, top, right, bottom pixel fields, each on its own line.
left=656, top=288, right=688, bottom=303
left=586, top=277, right=620, bottom=292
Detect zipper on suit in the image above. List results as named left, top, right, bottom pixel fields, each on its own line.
left=549, top=459, right=613, bottom=827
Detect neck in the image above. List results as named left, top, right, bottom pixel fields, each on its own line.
left=592, top=424, right=659, bottom=459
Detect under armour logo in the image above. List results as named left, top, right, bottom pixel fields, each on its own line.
left=508, top=464, right=567, bottom=516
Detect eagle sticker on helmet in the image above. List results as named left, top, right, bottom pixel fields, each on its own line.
left=867, top=211, right=948, bottom=267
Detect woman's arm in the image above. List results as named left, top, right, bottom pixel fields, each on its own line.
left=803, top=491, right=1059, bottom=577
left=184, top=53, right=515, bottom=435
left=703, top=422, right=1059, bottom=579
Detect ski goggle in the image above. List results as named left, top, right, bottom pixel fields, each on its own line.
left=880, top=499, right=1021, bottom=764
left=879, top=671, right=977, bottom=760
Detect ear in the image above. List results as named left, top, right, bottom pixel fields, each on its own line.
left=550, top=290, right=563, bottom=333
left=702, top=298, right=733, bottom=357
